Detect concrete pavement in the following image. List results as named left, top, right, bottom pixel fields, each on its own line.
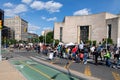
left=0, top=60, right=26, bottom=80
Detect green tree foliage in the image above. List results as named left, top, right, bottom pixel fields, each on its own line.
left=39, top=35, right=44, bottom=43
left=102, top=38, right=113, bottom=45
left=46, top=31, right=53, bottom=44
left=7, top=39, right=17, bottom=45
left=54, top=39, right=59, bottom=47
left=39, top=31, right=54, bottom=44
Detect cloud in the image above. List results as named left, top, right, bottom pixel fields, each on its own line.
left=30, top=0, right=63, bottom=13
left=41, top=16, right=46, bottom=20
left=22, top=0, right=32, bottom=4
left=41, top=16, right=57, bottom=21
left=4, top=4, right=28, bottom=17
left=46, top=17, right=57, bottom=21
left=73, top=8, right=91, bottom=16
left=30, top=1, right=44, bottom=10
left=4, top=9, right=15, bottom=17
left=28, top=23, right=53, bottom=35
left=43, top=27, right=52, bottom=30
left=3, top=2, right=14, bottom=8
left=45, top=1, right=63, bottom=13
left=28, top=23, right=41, bottom=34
left=28, top=24, right=40, bottom=31
left=14, top=4, right=27, bottom=13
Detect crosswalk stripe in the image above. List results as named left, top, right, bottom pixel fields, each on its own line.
left=112, top=72, right=120, bottom=80
left=84, top=65, right=91, bottom=76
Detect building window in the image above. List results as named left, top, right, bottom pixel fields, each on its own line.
left=60, top=27, right=63, bottom=42
left=108, top=24, right=112, bottom=39
left=80, top=26, right=89, bottom=42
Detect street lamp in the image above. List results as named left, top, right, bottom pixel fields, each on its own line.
left=42, top=31, right=46, bottom=45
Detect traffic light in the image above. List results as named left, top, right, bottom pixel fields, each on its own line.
left=0, top=20, right=2, bottom=29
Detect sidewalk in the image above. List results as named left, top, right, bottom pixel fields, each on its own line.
left=0, top=60, right=26, bottom=80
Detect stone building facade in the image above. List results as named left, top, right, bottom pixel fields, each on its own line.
left=4, top=16, right=28, bottom=41
left=54, top=12, right=120, bottom=46
left=27, top=33, right=38, bottom=42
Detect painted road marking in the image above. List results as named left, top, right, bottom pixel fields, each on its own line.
left=19, top=61, right=54, bottom=80
left=35, top=56, right=47, bottom=60
left=112, top=72, right=120, bottom=80
left=29, top=57, right=81, bottom=80
left=84, top=65, right=91, bottom=76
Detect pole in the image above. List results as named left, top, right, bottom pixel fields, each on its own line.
left=0, top=20, right=2, bottom=61
left=45, top=32, right=46, bottom=45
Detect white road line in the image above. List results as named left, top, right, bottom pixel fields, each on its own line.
left=34, top=56, right=48, bottom=60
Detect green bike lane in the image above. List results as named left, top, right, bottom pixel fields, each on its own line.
left=10, top=60, right=80, bottom=80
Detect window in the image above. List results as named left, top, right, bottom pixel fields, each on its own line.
left=80, top=26, right=89, bottom=42
left=108, top=24, right=112, bottom=38
left=60, top=27, right=63, bottom=42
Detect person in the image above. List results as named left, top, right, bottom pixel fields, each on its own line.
left=104, top=50, right=111, bottom=67
left=113, top=48, right=119, bottom=63
left=96, top=45, right=102, bottom=61
left=79, top=50, right=84, bottom=63
left=71, top=46, right=77, bottom=60
left=49, top=50, right=54, bottom=60
left=37, top=45, right=41, bottom=54
left=90, top=45, right=95, bottom=60
left=93, top=47, right=99, bottom=65
left=83, top=45, right=88, bottom=64
left=113, top=47, right=120, bottom=69
left=57, top=45, right=62, bottom=58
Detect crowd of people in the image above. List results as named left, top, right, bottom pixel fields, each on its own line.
left=13, top=42, right=120, bottom=69
left=49, top=42, right=120, bottom=69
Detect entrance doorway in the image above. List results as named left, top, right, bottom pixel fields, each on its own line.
left=80, top=26, right=89, bottom=43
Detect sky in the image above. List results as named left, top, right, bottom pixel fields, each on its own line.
left=0, top=0, right=120, bottom=36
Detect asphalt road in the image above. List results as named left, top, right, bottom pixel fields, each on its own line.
left=6, top=49, right=120, bottom=80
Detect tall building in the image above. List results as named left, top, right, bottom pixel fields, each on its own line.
left=54, top=12, right=120, bottom=46
left=4, top=16, right=28, bottom=41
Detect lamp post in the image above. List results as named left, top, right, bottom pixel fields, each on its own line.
left=0, top=20, right=2, bottom=61
left=44, top=33, right=46, bottom=45
left=42, top=31, right=46, bottom=45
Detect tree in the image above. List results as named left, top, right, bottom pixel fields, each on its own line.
left=6, top=39, right=17, bottom=45
left=54, top=39, right=59, bottom=47
left=46, top=31, right=54, bottom=44
left=39, top=35, right=44, bottom=43
left=39, top=31, right=54, bottom=45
